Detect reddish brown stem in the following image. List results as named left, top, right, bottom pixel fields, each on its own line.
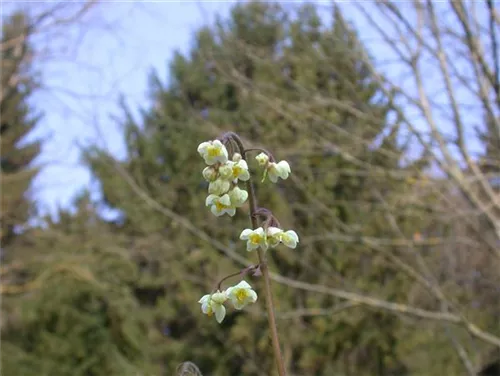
left=227, top=132, right=287, bottom=376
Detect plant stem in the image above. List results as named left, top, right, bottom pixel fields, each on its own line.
left=227, top=132, right=286, bottom=376
left=214, top=265, right=259, bottom=292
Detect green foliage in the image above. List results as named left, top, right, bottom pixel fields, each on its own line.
left=83, top=2, right=427, bottom=375
left=4, top=2, right=484, bottom=376
left=0, top=12, right=41, bottom=247
left=1, top=193, right=151, bottom=376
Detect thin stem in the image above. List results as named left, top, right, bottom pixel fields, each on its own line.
left=227, top=132, right=287, bottom=376
left=215, top=265, right=259, bottom=292
left=244, top=147, right=275, bottom=162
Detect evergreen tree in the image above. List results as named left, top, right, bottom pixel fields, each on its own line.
left=0, top=12, right=41, bottom=248
left=1, top=192, right=150, bottom=376
left=85, top=2, right=427, bottom=375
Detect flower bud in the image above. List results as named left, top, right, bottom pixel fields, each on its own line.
left=218, top=162, right=234, bottom=180
left=202, top=166, right=218, bottom=182
left=208, top=179, right=231, bottom=195
left=255, top=152, right=269, bottom=166
left=228, top=186, right=248, bottom=207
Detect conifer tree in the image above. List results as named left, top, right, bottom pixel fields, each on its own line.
left=1, top=192, right=151, bottom=376
left=85, top=2, right=427, bottom=375
left=0, top=12, right=41, bottom=248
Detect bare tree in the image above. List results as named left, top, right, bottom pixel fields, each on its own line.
left=1, top=1, right=101, bottom=103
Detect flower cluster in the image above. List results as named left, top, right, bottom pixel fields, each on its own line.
left=199, top=281, right=257, bottom=323
left=198, top=140, right=250, bottom=216
left=197, top=134, right=299, bottom=327
left=255, top=152, right=291, bottom=183
left=240, top=226, right=299, bottom=252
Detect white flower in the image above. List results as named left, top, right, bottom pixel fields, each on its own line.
left=197, top=140, right=228, bottom=165
left=225, top=281, right=257, bottom=310
left=202, top=166, right=218, bottom=182
left=255, top=152, right=269, bottom=166
left=231, top=159, right=250, bottom=182
left=232, top=153, right=242, bottom=162
left=228, top=186, right=248, bottom=207
left=266, top=227, right=283, bottom=247
left=240, top=227, right=268, bottom=251
left=206, top=194, right=236, bottom=217
left=198, top=290, right=228, bottom=323
left=282, top=230, right=299, bottom=249
left=218, top=162, right=234, bottom=180
left=208, top=179, right=231, bottom=195
left=267, top=160, right=291, bottom=183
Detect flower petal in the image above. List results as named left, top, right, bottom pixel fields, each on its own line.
left=283, top=230, right=299, bottom=248
left=233, top=300, right=245, bottom=310
left=238, top=170, right=250, bottom=181
left=254, top=227, right=265, bottom=236
left=219, top=194, right=231, bottom=206
left=267, top=227, right=283, bottom=237
left=198, top=294, right=211, bottom=304
left=234, top=280, right=252, bottom=289
left=247, top=242, right=259, bottom=251
left=205, top=194, right=218, bottom=206
left=210, top=205, right=222, bottom=216
left=197, top=142, right=210, bottom=154
left=248, top=289, right=258, bottom=303
left=214, top=304, right=226, bottom=323
left=240, top=229, right=253, bottom=240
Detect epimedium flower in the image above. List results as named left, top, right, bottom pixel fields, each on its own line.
left=266, top=227, right=283, bottom=247
left=198, top=140, right=228, bottom=165
left=225, top=281, right=258, bottom=310
left=230, top=159, right=250, bottom=182
left=206, top=194, right=236, bottom=217
left=208, top=178, right=231, bottom=196
left=267, top=160, right=291, bottom=183
left=198, top=290, right=228, bottom=323
left=282, top=230, right=299, bottom=249
left=228, top=186, right=248, bottom=207
left=240, top=227, right=268, bottom=251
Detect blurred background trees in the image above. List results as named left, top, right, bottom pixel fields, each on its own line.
left=1, top=1, right=499, bottom=375
left=1, top=12, right=41, bottom=249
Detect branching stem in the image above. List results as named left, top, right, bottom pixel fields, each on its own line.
left=225, top=132, right=287, bottom=376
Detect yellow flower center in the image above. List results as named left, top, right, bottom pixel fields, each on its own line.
left=232, top=165, right=242, bottom=177
left=236, top=289, right=247, bottom=303
left=215, top=201, right=228, bottom=211
left=207, top=146, right=219, bottom=157
left=249, top=233, right=261, bottom=244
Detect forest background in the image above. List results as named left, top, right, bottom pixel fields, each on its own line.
left=1, top=1, right=499, bottom=375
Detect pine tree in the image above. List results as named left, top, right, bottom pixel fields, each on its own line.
left=0, top=12, right=41, bottom=248
left=1, top=192, right=151, bottom=376
left=0, top=13, right=150, bottom=375
left=85, top=2, right=428, bottom=375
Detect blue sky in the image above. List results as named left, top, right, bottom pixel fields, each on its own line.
left=3, top=1, right=489, bottom=219
left=3, top=1, right=237, bottom=217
